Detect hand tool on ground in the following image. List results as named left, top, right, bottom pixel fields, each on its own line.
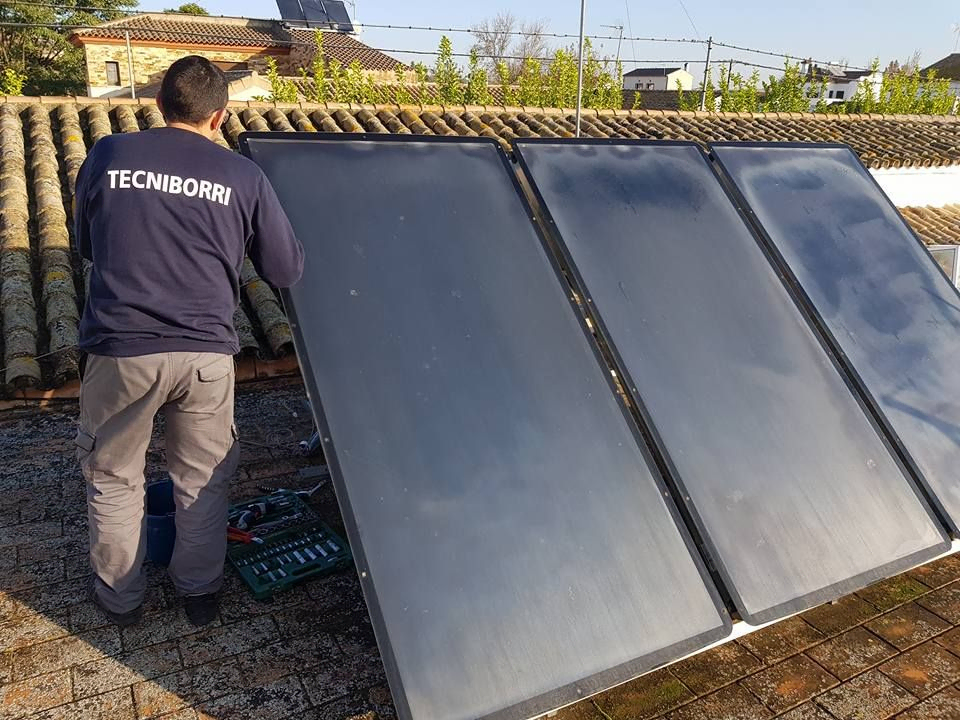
left=227, top=526, right=264, bottom=544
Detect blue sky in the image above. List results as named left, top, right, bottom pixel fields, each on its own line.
left=143, top=0, right=960, bottom=76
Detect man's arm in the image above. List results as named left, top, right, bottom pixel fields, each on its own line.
left=73, top=155, right=93, bottom=261
left=248, top=174, right=304, bottom=288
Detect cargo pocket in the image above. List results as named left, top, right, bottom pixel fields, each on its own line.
left=198, top=356, right=233, bottom=383
left=75, top=428, right=95, bottom=464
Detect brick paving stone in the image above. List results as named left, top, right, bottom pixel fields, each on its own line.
left=302, top=647, right=388, bottom=708
left=737, top=617, right=825, bottom=664
left=132, top=671, right=193, bottom=719
left=271, top=594, right=359, bottom=639
left=11, top=625, right=122, bottom=680
left=154, top=711, right=199, bottom=720
left=815, top=670, right=916, bottom=720
left=741, top=654, right=838, bottom=713
left=0, top=520, right=62, bottom=548
left=197, top=675, right=311, bottom=720
left=866, top=603, right=951, bottom=650
left=178, top=615, right=277, bottom=667
left=801, top=595, right=879, bottom=637
left=776, top=702, right=836, bottom=720
left=235, top=633, right=341, bottom=688
left=72, top=640, right=182, bottom=699
left=0, top=669, right=72, bottom=719
left=895, top=685, right=960, bottom=719
left=186, top=658, right=245, bottom=705
left=0, top=559, right=66, bottom=592
left=879, top=641, right=960, bottom=698
left=122, top=607, right=216, bottom=651
left=13, top=576, right=88, bottom=616
left=908, top=555, right=960, bottom=589
left=31, top=687, right=137, bottom=720
left=933, top=626, right=960, bottom=655
left=856, top=576, right=930, bottom=612
left=0, top=606, right=71, bottom=652
left=917, top=582, right=960, bottom=624
left=17, top=535, right=88, bottom=565
left=585, top=668, right=693, bottom=720
left=670, top=640, right=762, bottom=695
left=806, top=627, right=898, bottom=680
left=665, top=684, right=773, bottom=720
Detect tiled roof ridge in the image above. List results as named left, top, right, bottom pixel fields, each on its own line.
left=3, top=95, right=960, bottom=125
left=73, top=12, right=279, bottom=32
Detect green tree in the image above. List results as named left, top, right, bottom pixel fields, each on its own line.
left=0, top=0, right=137, bottom=95
left=544, top=47, right=578, bottom=108
left=339, top=59, right=372, bottom=103
left=327, top=58, right=346, bottom=102
left=265, top=56, right=297, bottom=102
left=760, top=61, right=810, bottom=112
left=164, top=2, right=207, bottom=13
left=393, top=64, right=411, bottom=104
left=411, top=61, right=430, bottom=102
left=495, top=60, right=515, bottom=105
left=434, top=35, right=463, bottom=104
left=1, top=67, right=26, bottom=95
left=517, top=57, right=542, bottom=106
left=464, top=49, right=492, bottom=105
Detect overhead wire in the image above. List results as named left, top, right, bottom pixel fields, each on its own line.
left=2, top=0, right=875, bottom=71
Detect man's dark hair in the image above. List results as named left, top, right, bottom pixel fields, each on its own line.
left=158, top=56, right=228, bottom=124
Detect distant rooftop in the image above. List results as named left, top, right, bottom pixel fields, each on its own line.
left=924, top=53, right=960, bottom=81
left=624, top=67, right=684, bottom=77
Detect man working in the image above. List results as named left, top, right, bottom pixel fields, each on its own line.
left=73, top=56, right=304, bottom=627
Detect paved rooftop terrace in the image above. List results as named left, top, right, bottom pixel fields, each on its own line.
left=4, top=381, right=960, bottom=720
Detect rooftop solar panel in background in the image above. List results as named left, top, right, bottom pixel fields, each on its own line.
left=239, top=134, right=730, bottom=720
left=514, top=140, right=948, bottom=625
left=275, top=0, right=306, bottom=23
left=323, top=0, right=355, bottom=32
left=711, top=143, right=960, bottom=533
left=299, top=0, right=330, bottom=25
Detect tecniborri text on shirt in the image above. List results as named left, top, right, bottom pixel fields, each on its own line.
left=107, top=169, right=233, bottom=206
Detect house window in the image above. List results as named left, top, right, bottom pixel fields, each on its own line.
left=645, top=82, right=655, bottom=89
left=834, top=90, right=845, bottom=99
left=105, top=61, right=120, bottom=86
left=828, top=90, right=834, bottom=98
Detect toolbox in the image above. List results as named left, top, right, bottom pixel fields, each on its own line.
left=227, top=490, right=352, bottom=600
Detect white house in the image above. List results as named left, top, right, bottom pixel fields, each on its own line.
left=803, top=64, right=883, bottom=110
left=623, top=65, right=694, bottom=92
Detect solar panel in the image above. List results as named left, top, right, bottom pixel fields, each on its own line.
left=275, top=0, right=306, bottom=23
left=712, top=142, right=960, bottom=533
left=514, top=140, right=949, bottom=625
left=323, top=0, right=354, bottom=32
left=299, top=0, right=330, bottom=24
left=239, top=133, right=730, bottom=720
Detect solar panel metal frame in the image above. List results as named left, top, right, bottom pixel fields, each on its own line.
left=237, top=132, right=732, bottom=720
left=323, top=0, right=355, bottom=32
left=298, top=0, right=330, bottom=25
left=710, top=141, right=960, bottom=535
left=512, top=137, right=950, bottom=625
left=275, top=0, right=307, bottom=23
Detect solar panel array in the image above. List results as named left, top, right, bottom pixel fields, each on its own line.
left=240, top=133, right=959, bottom=720
left=275, top=0, right=355, bottom=31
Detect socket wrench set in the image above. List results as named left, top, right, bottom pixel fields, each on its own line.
left=227, top=490, right=352, bottom=599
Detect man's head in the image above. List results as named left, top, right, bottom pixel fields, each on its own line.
left=156, top=56, right=228, bottom=139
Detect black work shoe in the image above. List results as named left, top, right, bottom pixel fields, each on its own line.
left=184, top=593, right=219, bottom=626
left=90, top=591, right=143, bottom=628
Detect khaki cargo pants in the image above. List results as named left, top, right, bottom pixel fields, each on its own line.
left=76, top=352, right=239, bottom=614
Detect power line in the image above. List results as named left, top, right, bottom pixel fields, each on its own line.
left=1, top=1, right=707, bottom=44
left=0, top=21, right=703, bottom=64
left=674, top=0, right=701, bottom=40
left=0, top=2, right=877, bottom=73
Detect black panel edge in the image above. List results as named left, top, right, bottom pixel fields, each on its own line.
left=708, top=140, right=959, bottom=538
left=239, top=132, right=732, bottom=720
left=511, top=138, right=951, bottom=626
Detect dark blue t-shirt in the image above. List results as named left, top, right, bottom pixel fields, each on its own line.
left=74, top=126, right=304, bottom=357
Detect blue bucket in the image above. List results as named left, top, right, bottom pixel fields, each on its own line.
left=146, top=479, right=176, bottom=566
